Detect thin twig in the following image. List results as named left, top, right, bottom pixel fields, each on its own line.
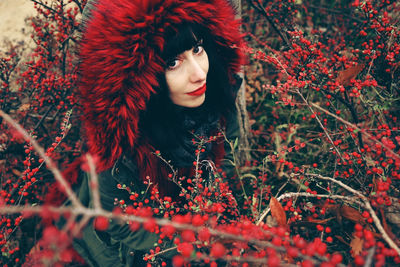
left=30, top=0, right=58, bottom=14
left=0, top=202, right=332, bottom=265
left=150, top=246, right=178, bottom=257
left=305, top=173, right=400, bottom=256
left=33, top=104, right=54, bottom=131
left=295, top=88, right=345, bottom=162
left=72, top=214, right=91, bottom=237
left=310, top=103, right=400, bottom=162
left=86, top=154, right=102, bottom=212
left=257, top=192, right=361, bottom=225
left=0, top=109, right=83, bottom=209
left=364, top=246, right=376, bottom=267
left=248, top=0, right=291, bottom=47
left=265, top=54, right=345, bottom=162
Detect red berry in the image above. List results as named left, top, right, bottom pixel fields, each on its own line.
left=354, top=255, right=365, bottom=266
left=191, top=214, right=204, bottom=226
left=181, top=230, right=196, bottom=242
left=317, top=242, right=327, bottom=255
left=143, top=218, right=157, bottom=232
left=129, top=221, right=141, bottom=232
left=331, top=253, right=343, bottom=264
left=172, top=255, right=184, bottom=267
left=301, top=260, right=314, bottom=267
left=162, top=224, right=176, bottom=238
left=177, top=242, right=193, bottom=258
left=210, top=243, right=226, bottom=259
left=94, top=216, right=109, bottom=231
left=268, top=255, right=280, bottom=267
left=362, top=211, right=370, bottom=218
left=355, top=223, right=363, bottom=231
left=198, top=227, right=211, bottom=242
left=287, top=247, right=298, bottom=258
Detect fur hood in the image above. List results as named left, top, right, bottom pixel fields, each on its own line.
left=78, top=0, right=244, bottom=171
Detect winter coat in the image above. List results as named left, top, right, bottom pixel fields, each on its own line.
left=62, top=0, right=245, bottom=266
left=69, top=87, right=241, bottom=266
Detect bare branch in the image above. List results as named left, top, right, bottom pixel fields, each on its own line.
left=0, top=202, right=330, bottom=265
left=257, top=192, right=362, bottom=225
left=310, top=103, right=400, bottom=162
left=30, top=0, right=58, bottom=14
left=295, top=88, right=345, bottom=162
left=0, top=109, right=83, bottom=209
left=86, top=154, right=102, bottom=212
left=304, top=173, right=400, bottom=256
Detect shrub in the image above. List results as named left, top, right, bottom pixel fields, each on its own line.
left=0, top=0, right=399, bottom=266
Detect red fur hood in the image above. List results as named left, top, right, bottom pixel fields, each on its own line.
left=78, top=0, right=244, bottom=171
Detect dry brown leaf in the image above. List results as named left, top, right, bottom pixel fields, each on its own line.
left=29, top=243, right=41, bottom=255
left=305, top=217, right=334, bottom=224
left=11, top=169, right=22, bottom=177
left=18, top=103, right=30, bottom=113
left=350, top=233, right=364, bottom=257
left=380, top=208, right=399, bottom=245
left=270, top=196, right=287, bottom=227
left=339, top=205, right=365, bottom=225
left=386, top=199, right=400, bottom=227
left=337, top=64, right=365, bottom=86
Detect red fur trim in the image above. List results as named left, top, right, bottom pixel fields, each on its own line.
left=79, top=0, right=244, bottom=171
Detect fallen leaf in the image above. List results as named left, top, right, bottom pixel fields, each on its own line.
left=386, top=199, right=400, bottom=227
left=29, top=243, right=41, bottom=255
left=270, top=196, right=287, bottom=227
left=337, top=64, right=365, bottom=86
left=12, top=169, right=22, bottom=177
left=339, top=205, right=365, bottom=225
left=305, top=217, right=334, bottom=224
left=380, top=208, right=399, bottom=246
left=18, top=103, right=30, bottom=113
left=350, top=233, right=364, bottom=257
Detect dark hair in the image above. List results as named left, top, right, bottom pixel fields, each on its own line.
left=139, top=23, right=237, bottom=151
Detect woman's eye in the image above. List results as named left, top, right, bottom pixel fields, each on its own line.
left=193, top=45, right=204, bottom=55
left=166, top=59, right=180, bottom=69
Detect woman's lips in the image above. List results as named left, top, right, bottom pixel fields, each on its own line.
left=186, top=84, right=206, bottom=96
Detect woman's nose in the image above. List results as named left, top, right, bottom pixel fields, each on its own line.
left=188, top=58, right=206, bottom=83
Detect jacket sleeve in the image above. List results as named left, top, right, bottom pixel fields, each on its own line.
left=95, top=169, right=164, bottom=252
left=73, top=168, right=177, bottom=267
left=71, top=171, right=126, bottom=267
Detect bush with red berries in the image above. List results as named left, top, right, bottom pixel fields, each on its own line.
left=0, top=0, right=399, bottom=266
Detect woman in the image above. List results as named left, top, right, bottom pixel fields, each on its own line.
left=70, top=0, right=244, bottom=265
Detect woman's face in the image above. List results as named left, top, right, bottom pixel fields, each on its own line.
left=165, top=42, right=209, bottom=107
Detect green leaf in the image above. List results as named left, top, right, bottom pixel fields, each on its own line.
left=233, top=137, right=239, bottom=150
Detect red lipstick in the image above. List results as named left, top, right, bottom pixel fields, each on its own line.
left=187, top=84, right=206, bottom=96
